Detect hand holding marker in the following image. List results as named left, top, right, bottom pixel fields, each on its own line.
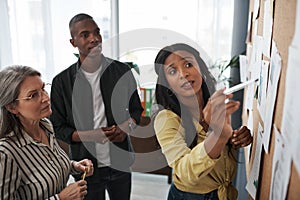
left=223, top=78, right=258, bottom=95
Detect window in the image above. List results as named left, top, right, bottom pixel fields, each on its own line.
left=3, top=0, right=111, bottom=82
left=1, top=0, right=234, bottom=86
left=119, top=0, right=234, bottom=88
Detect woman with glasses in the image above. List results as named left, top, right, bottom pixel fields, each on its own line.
left=0, top=65, right=94, bottom=200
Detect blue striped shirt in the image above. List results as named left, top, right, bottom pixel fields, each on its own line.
left=0, top=119, right=74, bottom=199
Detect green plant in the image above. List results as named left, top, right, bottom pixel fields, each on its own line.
left=73, top=53, right=79, bottom=58
left=124, top=62, right=140, bottom=75
left=209, top=54, right=240, bottom=87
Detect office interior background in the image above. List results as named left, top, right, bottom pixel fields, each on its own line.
left=0, top=0, right=250, bottom=199
left=0, top=0, right=237, bottom=87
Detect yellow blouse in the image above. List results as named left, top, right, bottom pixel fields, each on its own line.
left=154, top=110, right=238, bottom=200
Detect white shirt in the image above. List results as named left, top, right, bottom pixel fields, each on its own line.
left=81, top=66, right=111, bottom=167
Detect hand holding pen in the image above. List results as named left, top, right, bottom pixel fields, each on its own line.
left=59, top=159, right=93, bottom=199
left=72, top=159, right=94, bottom=178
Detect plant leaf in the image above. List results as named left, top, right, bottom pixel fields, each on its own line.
left=125, top=62, right=140, bottom=75
left=73, top=53, right=79, bottom=58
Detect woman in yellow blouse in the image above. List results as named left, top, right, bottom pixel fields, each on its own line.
left=153, top=43, right=252, bottom=200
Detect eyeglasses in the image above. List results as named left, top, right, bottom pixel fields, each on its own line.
left=15, top=83, right=51, bottom=102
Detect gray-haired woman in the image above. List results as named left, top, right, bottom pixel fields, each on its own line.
left=0, top=65, right=93, bottom=200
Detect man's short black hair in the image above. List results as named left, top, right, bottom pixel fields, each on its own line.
left=69, top=13, right=93, bottom=37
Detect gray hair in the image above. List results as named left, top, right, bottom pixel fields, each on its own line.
left=0, top=65, right=41, bottom=138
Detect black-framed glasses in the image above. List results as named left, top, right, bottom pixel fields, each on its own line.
left=15, top=83, right=51, bottom=102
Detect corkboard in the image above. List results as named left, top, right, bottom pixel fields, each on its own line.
left=245, top=0, right=298, bottom=199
